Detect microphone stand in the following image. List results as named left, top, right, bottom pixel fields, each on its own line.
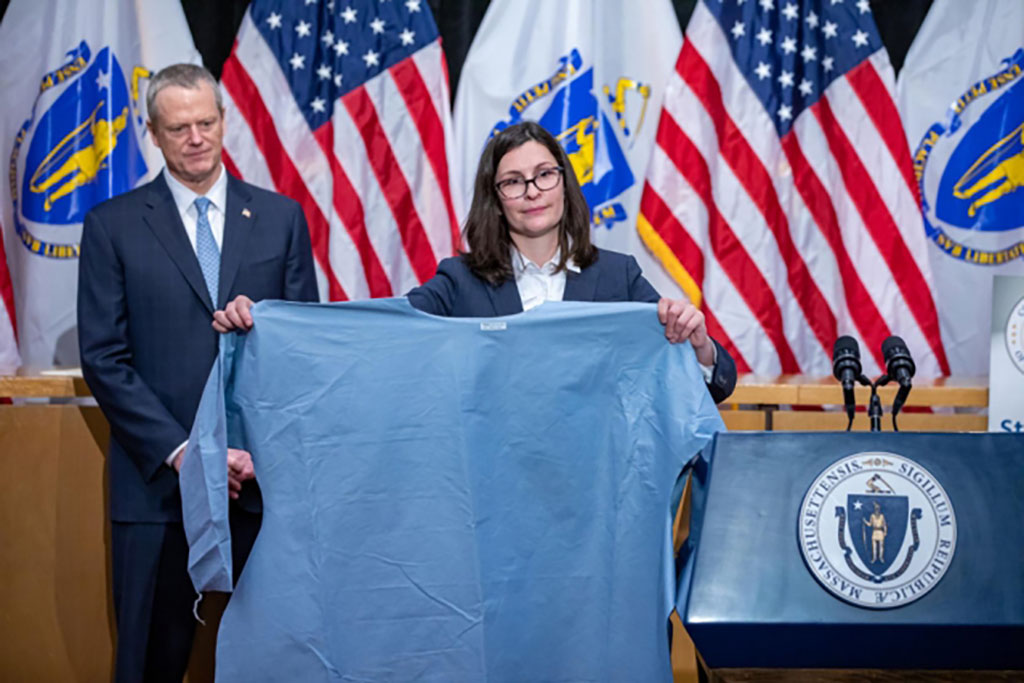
left=868, top=375, right=889, bottom=433
left=853, top=373, right=886, bottom=433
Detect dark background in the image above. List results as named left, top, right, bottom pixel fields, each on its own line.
left=0, top=0, right=933, bottom=98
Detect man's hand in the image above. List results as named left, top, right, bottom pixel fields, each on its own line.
left=657, top=297, right=715, bottom=366
left=213, top=294, right=255, bottom=333
left=227, top=448, right=255, bottom=500
left=172, top=447, right=185, bottom=473
left=172, top=445, right=254, bottom=500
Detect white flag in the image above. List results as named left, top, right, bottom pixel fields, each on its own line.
left=0, top=0, right=200, bottom=371
left=453, top=0, right=683, bottom=299
left=897, top=0, right=1024, bottom=375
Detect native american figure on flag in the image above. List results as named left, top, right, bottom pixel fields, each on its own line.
left=898, top=4, right=1024, bottom=376
left=29, top=103, right=131, bottom=211
left=862, top=501, right=888, bottom=563
left=954, top=122, right=1024, bottom=218
left=13, top=42, right=150, bottom=231
left=556, top=116, right=598, bottom=185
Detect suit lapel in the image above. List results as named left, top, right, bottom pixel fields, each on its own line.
left=485, top=278, right=524, bottom=316
left=143, top=175, right=215, bottom=314
left=218, top=176, right=254, bottom=308
left=563, top=262, right=599, bottom=302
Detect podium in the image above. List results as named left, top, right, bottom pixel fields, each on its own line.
left=677, top=432, right=1024, bottom=680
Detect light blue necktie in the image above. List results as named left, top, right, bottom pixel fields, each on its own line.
left=194, top=196, right=220, bottom=305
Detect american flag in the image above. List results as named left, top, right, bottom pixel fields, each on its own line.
left=220, top=0, right=461, bottom=301
left=0, top=225, right=17, bottom=372
left=638, top=0, right=950, bottom=377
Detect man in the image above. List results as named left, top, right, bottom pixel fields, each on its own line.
left=864, top=501, right=889, bottom=564
left=78, top=63, right=319, bottom=682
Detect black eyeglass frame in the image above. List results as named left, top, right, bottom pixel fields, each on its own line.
left=494, top=166, right=565, bottom=200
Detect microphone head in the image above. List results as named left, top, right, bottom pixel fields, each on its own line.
left=881, top=335, right=906, bottom=357
left=882, top=335, right=916, bottom=379
left=832, top=335, right=862, bottom=381
left=833, top=335, right=859, bottom=358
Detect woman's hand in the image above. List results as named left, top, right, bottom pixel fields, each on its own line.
left=657, top=298, right=715, bottom=366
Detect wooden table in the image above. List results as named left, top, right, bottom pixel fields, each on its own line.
left=719, top=374, right=988, bottom=432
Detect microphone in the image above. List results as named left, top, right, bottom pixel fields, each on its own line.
left=832, top=336, right=861, bottom=428
left=882, top=336, right=916, bottom=421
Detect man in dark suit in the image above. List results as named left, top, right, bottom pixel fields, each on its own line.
left=78, top=63, right=319, bottom=682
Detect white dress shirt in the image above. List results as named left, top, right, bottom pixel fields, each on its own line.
left=164, top=165, right=228, bottom=467
left=511, top=247, right=715, bottom=381
left=163, top=164, right=227, bottom=252
left=512, top=246, right=580, bottom=312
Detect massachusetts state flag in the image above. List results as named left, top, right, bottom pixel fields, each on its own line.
left=898, top=0, right=1024, bottom=375
left=0, top=0, right=199, bottom=371
left=639, top=0, right=949, bottom=377
left=453, top=0, right=684, bottom=301
left=220, top=0, right=462, bottom=302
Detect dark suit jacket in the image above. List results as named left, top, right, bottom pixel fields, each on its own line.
left=407, top=249, right=737, bottom=403
left=78, top=173, right=319, bottom=523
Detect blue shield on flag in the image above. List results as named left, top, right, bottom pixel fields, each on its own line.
left=935, top=69, right=1024, bottom=232
left=535, top=67, right=634, bottom=214
left=487, top=49, right=636, bottom=227
left=20, top=45, right=147, bottom=226
left=848, top=494, right=908, bottom=576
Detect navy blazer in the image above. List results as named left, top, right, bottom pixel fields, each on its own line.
left=407, top=249, right=737, bottom=403
left=78, top=173, right=319, bottom=522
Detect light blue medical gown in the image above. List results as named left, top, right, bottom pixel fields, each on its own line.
left=180, top=298, right=725, bottom=682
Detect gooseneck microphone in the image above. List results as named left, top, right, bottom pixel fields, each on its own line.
left=832, top=336, right=862, bottom=430
left=882, top=336, right=916, bottom=429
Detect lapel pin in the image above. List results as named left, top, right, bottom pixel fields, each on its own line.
left=241, top=208, right=252, bottom=218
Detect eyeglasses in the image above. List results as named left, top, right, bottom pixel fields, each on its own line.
left=495, top=166, right=564, bottom=199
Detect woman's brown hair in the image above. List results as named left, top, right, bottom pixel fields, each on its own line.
left=462, top=121, right=597, bottom=285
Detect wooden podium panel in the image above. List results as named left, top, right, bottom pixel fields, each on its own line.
left=727, top=374, right=988, bottom=408
left=719, top=409, right=767, bottom=431
left=772, top=411, right=988, bottom=432
left=0, top=393, right=221, bottom=682
left=0, top=404, right=113, bottom=681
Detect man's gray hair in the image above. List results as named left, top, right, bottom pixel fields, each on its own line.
left=146, top=63, right=223, bottom=123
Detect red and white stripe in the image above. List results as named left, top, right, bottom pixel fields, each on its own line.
left=638, top=1, right=949, bottom=377
left=0, top=217, right=19, bottom=373
left=220, top=12, right=461, bottom=303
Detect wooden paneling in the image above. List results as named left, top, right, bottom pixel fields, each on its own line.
left=727, top=375, right=802, bottom=404
left=0, top=398, right=221, bottom=682
left=0, top=405, right=113, bottom=681
left=720, top=409, right=767, bottom=431
left=671, top=612, right=698, bottom=683
left=793, top=376, right=988, bottom=407
left=0, top=374, right=91, bottom=398
left=726, top=375, right=988, bottom=408
left=771, top=411, right=988, bottom=432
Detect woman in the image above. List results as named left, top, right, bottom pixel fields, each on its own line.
left=405, top=122, right=735, bottom=403
left=214, top=122, right=735, bottom=402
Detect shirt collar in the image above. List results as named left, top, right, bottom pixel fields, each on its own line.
left=510, top=245, right=581, bottom=275
left=163, top=164, right=228, bottom=216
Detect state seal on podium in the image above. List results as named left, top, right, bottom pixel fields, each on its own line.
left=798, top=452, right=957, bottom=609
